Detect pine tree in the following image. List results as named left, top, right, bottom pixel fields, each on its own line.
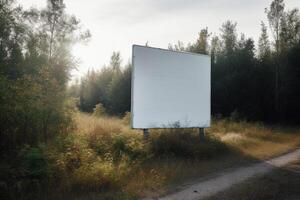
left=258, top=21, right=271, bottom=60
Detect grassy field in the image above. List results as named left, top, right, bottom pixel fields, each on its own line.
left=209, top=119, right=300, bottom=159
left=58, top=113, right=300, bottom=199
left=3, top=112, right=299, bottom=200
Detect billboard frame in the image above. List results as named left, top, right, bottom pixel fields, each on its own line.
left=131, top=44, right=211, bottom=130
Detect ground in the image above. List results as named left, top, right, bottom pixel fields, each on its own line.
left=69, top=113, right=300, bottom=200
left=148, top=149, right=300, bottom=200
left=204, top=158, right=300, bottom=200
left=3, top=113, right=300, bottom=200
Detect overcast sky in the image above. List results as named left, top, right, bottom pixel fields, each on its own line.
left=22, top=0, right=300, bottom=79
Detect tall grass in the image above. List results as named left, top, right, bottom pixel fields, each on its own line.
left=209, top=118, right=300, bottom=159
left=46, top=114, right=300, bottom=197
left=42, top=113, right=230, bottom=198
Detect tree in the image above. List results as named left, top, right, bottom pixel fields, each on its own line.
left=258, top=21, right=271, bottom=60
left=107, top=64, right=131, bottom=115
left=210, top=35, right=221, bottom=64
left=78, top=53, right=131, bottom=115
left=278, top=9, right=300, bottom=121
left=79, top=69, right=101, bottom=112
left=220, top=20, right=237, bottom=55
left=256, top=22, right=274, bottom=121
left=93, top=103, right=106, bottom=117
left=280, top=8, right=300, bottom=51
left=284, top=42, right=300, bottom=123
left=0, top=0, right=89, bottom=151
left=0, top=0, right=25, bottom=79
left=265, top=0, right=285, bottom=115
left=190, top=28, right=210, bottom=54
left=168, top=41, right=186, bottom=51
left=266, top=0, right=285, bottom=53
left=110, top=51, right=122, bottom=72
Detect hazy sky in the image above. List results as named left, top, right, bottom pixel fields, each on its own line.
left=22, top=0, right=300, bottom=78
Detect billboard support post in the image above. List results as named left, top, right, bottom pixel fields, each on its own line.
left=199, top=128, right=205, bottom=141
left=143, top=129, right=149, bottom=141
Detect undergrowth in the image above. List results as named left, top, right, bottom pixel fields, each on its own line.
left=1, top=112, right=299, bottom=200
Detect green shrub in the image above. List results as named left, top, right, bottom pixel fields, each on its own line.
left=47, top=133, right=126, bottom=191
left=113, top=136, right=127, bottom=160
left=111, top=135, right=148, bottom=162
left=22, top=146, right=48, bottom=179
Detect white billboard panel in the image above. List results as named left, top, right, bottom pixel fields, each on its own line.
left=131, top=45, right=210, bottom=129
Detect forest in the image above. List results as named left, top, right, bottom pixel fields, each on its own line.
left=74, top=2, right=300, bottom=123
left=0, top=0, right=300, bottom=199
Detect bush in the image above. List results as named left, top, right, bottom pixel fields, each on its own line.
left=151, top=128, right=228, bottom=159
left=93, top=103, right=106, bottom=117
left=11, top=113, right=231, bottom=199
left=46, top=133, right=127, bottom=191
left=22, top=146, right=48, bottom=179
left=122, top=112, right=131, bottom=125
left=72, top=159, right=116, bottom=190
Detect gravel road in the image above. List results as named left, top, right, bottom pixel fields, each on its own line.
left=145, top=148, right=300, bottom=200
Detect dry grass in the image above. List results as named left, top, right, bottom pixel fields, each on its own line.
left=70, top=113, right=230, bottom=198
left=208, top=119, right=300, bottom=159
left=74, top=112, right=138, bottom=136
left=123, top=153, right=253, bottom=198
left=43, top=113, right=300, bottom=199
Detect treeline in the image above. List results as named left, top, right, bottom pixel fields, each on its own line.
left=0, top=0, right=89, bottom=152
left=70, top=52, right=131, bottom=115
left=75, top=0, right=300, bottom=123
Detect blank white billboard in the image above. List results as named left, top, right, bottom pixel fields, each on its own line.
left=131, top=45, right=210, bottom=129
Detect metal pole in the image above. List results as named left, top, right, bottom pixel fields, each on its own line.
left=199, top=128, right=205, bottom=141
left=143, top=129, right=149, bottom=141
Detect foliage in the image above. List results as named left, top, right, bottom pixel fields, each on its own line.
left=22, top=146, right=48, bottom=179
left=2, top=112, right=300, bottom=199
left=0, top=1, right=89, bottom=198
left=46, top=113, right=230, bottom=193
left=150, top=128, right=228, bottom=159
left=93, top=103, right=106, bottom=117
left=258, top=21, right=271, bottom=59
left=78, top=59, right=131, bottom=115
left=0, top=0, right=89, bottom=153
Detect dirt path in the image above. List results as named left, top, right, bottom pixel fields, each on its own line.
left=145, top=148, right=300, bottom=200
